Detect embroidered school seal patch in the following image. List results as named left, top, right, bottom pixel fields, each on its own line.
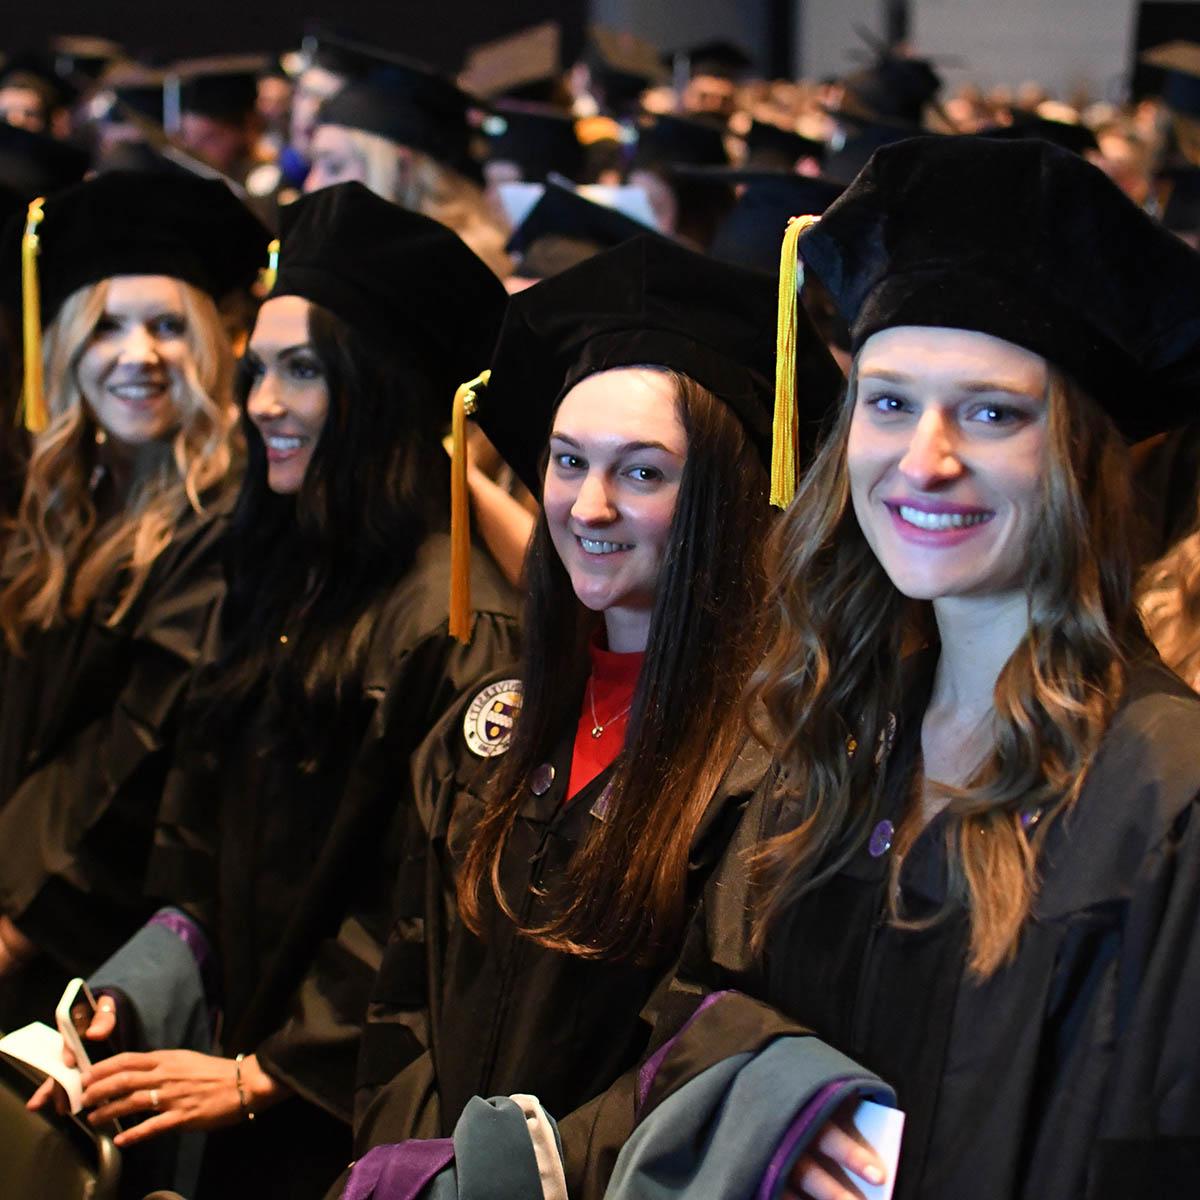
left=464, top=679, right=523, bottom=758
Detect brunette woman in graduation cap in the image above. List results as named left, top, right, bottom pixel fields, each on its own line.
left=561, top=137, right=1200, bottom=1200
left=343, top=232, right=845, bottom=1186
left=0, top=172, right=265, bottom=1027
left=48, top=183, right=521, bottom=1198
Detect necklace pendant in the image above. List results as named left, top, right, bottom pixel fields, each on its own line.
left=591, top=724, right=604, bottom=739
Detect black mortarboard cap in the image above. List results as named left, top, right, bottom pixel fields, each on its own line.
left=0, top=51, right=77, bottom=111
left=176, top=54, right=267, bottom=122
left=506, top=181, right=653, bottom=278
left=678, top=39, right=754, bottom=81
left=710, top=173, right=844, bottom=273
left=743, top=120, right=826, bottom=170
left=94, top=60, right=166, bottom=124
left=0, top=122, right=90, bottom=198
left=5, top=170, right=270, bottom=324
left=632, top=113, right=730, bottom=171
left=1162, top=165, right=1200, bottom=234
left=798, top=135, right=1200, bottom=440
left=1142, top=41, right=1200, bottom=120
left=301, top=26, right=384, bottom=81
left=477, top=233, right=843, bottom=493
left=269, top=181, right=506, bottom=405
left=838, top=52, right=941, bottom=127
left=981, top=114, right=1098, bottom=157
left=460, top=23, right=562, bottom=104
left=586, top=26, right=669, bottom=115
left=823, top=122, right=923, bottom=187
left=50, top=36, right=123, bottom=82
left=316, top=60, right=485, bottom=183
left=485, top=103, right=583, bottom=182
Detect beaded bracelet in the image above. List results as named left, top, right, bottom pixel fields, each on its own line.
left=234, top=1053, right=256, bottom=1121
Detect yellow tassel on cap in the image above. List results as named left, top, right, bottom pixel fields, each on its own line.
left=259, top=238, right=281, bottom=294
left=19, top=198, right=48, bottom=436
left=449, top=369, right=491, bottom=644
left=771, top=214, right=821, bottom=509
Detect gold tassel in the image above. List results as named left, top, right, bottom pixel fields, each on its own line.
left=19, top=198, right=48, bottom=435
left=259, top=238, right=281, bottom=294
left=449, top=369, right=491, bottom=644
left=771, top=214, right=821, bottom=509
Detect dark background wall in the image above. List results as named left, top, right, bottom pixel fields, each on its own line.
left=2, top=0, right=588, bottom=69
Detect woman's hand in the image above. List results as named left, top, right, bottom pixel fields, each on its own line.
left=79, top=1051, right=288, bottom=1147
left=27, top=995, right=120, bottom=1116
left=0, top=915, right=37, bottom=977
left=784, top=1109, right=887, bottom=1200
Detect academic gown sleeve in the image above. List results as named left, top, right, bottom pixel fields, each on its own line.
left=0, top=504, right=229, bottom=973
left=253, top=568, right=521, bottom=1123
left=1087, top=790, right=1200, bottom=1196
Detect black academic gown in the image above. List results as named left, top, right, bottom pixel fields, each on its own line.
left=0, top=494, right=231, bottom=1028
left=564, top=654, right=1200, bottom=1200
left=352, top=667, right=768, bottom=1157
left=144, top=534, right=521, bottom=1200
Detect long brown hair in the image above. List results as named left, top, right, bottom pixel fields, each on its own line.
left=0, top=278, right=237, bottom=652
left=1140, top=518, right=1200, bottom=688
left=458, top=372, right=773, bottom=965
left=751, top=366, right=1141, bottom=977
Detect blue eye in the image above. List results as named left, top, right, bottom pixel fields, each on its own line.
left=627, top=465, right=663, bottom=483
left=864, top=393, right=908, bottom=415
left=967, top=402, right=1027, bottom=427
left=554, top=453, right=585, bottom=470
left=288, top=356, right=323, bottom=381
left=151, top=314, right=187, bottom=337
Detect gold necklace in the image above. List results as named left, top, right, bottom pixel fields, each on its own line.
left=587, top=678, right=634, bottom=739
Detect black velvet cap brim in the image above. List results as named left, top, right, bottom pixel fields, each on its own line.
left=478, top=233, right=844, bottom=495
left=799, top=135, right=1200, bottom=441
left=269, top=181, right=507, bottom=409
left=2, top=170, right=270, bottom=322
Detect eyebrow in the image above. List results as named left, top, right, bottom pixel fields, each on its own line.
left=246, top=342, right=317, bottom=361
left=549, top=433, right=681, bottom=456
left=858, top=369, right=1040, bottom=398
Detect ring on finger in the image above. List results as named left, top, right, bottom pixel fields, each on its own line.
left=149, top=1087, right=160, bottom=1111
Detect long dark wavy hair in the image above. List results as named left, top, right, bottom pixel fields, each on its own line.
left=458, top=371, right=774, bottom=966
left=194, top=301, right=450, bottom=761
left=751, top=367, right=1144, bottom=977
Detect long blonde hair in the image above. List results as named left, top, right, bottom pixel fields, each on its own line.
left=751, top=367, right=1139, bottom=977
left=332, top=125, right=513, bottom=278
left=0, top=278, right=237, bottom=651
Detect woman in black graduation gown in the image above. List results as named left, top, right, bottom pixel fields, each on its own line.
left=0, top=172, right=264, bottom=1022
left=70, top=182, right=522, bottom=1199
left=564, top=136, right=1200, bottom=1200
left=348, top=234, right=845, bottom=1167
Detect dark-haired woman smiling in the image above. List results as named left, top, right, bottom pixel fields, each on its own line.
left=67, top=183, right=521, bottom=1199
left=349, top=234, right=845, bottom=1169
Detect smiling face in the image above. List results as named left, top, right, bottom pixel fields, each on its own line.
left=244, top=295, right=330, bottom=494
left=544, top=368, right=687, bottom=652
left=75, top=275, right=192, bottom=449
left=848, top=325, right=1050, bottom=603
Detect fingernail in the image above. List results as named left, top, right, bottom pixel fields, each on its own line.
left=864, top=1164, right=886, bottom=1185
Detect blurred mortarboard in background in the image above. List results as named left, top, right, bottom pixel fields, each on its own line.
left=0, top=122, right=90, bottom=197
left=674, top=39, right=754, bottom=82
left=822, top=119, right=926, bottom=186
left=316, top=56, right=487, bottom=183
left=0, top=51, right=79, bottom=112
left=585, top=26, right=669, bottom=116
left=506, top=179, right=654, bottom=279
left=709, top=172, right=844, bottom=272
left=835, top=51, right=942, bottom=128
left=299, top=26, right=386, bottom=81
left=743, top=120, right=826, bottom=170
left=1142, top=41, right=1200, bottom=119
left=484, top=103, right=584, bottom=181
left=49, top=35, right=123, bottom=83
left=90, top=60, right=167, bottom=124
left=174, top=54, right=269, bottom=122
left=632, top=112, right=730, bottom=171
left=459, top=22, right=565, bottom=106
left=1161, top=164, right=1200, bottom=234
